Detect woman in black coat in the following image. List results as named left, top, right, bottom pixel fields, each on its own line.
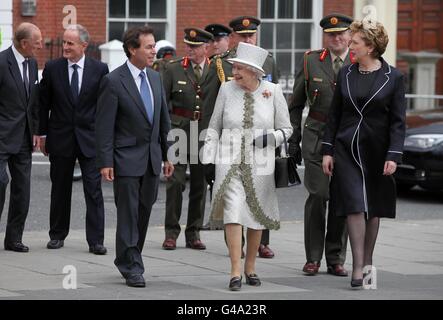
left=321, top=20, right=406, bottom=289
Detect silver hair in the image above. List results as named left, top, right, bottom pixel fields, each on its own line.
left=244, top=64, right=263, bottom=80
left=66, top=24, right=90, bottom=43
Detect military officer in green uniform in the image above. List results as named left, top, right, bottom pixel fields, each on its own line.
left=204, top=24, right=231, bottom=60
left=288, top=13, right=354, bottom=276
left=201, top=16, right=279, bottom=258
left=162, top=28, right=213, bottom=250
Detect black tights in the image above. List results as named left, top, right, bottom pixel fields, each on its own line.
left=346, top=213, right=380, bottom=279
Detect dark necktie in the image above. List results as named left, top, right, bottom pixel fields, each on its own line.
left=71, top=64, right=79, bottom=103
left=22, top=59, right=30, bottom=101
left=333, top=56, right=343, bottom=78
left=139, top=71, right=154, bottom=123
left=194, top=64, right=201, bottom=82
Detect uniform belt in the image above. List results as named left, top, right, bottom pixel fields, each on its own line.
left=308, top=110, right=328, bottom=123
left=172, top=107, right=201, bottom=121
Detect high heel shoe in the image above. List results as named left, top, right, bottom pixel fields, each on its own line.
left=350, top=278, right=363, bottom=290
left=229, top=276, right=242, bottom=291
left=245, top=273, right=261, bottom=286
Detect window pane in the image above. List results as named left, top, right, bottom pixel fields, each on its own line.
left=276, top=52, right=291, bottom=76
left=129, top=0, right=146, bottom=18
left=260, top=23, right=273, bottom=50
left=278, top=0, right=294, bottom=19
left=150, top=0, right=166, bottom=18
left=261, top=0, right=275, bottom=18
left=277, top=23, right=292, bottom=49
left=295, top=23, right=311, bottom=49
left=127, top=22, right=146, bottom=29
left=108, top=22, right=125, bottom=41
left=109, top=0, right=126, bottom=18
left=297, top=0, right=312, bottom=19
left=150, top=22, right=166, bottom=40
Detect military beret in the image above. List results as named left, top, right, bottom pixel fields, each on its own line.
left=229, top=16, right=261, bottom=34
left=204, top=24, right=232, bottom=39
left=320, top=13, right=353, bottom=33
left=183, top=28, right=214, bottom=45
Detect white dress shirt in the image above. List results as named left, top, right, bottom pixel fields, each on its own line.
left=126, top=60, right=154, bottom=108
left=68, top=55, right=85, bottom=93
left=11, top=45, right=29, bottom=82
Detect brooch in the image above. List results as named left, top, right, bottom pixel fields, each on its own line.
left=262, top=90, right=272, bottom=99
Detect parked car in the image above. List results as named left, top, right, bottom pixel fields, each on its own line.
left=394, top=108, right=443, bottom=191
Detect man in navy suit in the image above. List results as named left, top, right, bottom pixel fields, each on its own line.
left=96, top=25, right=174, bottom=287
left=0, top=23, right=42, bottom=252
left=39, top=25, right=109, bottom=254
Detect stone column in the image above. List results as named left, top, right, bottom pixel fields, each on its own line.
left=99, top=40, right=127, bottom=72
left=353, top=0, right=398, bottom=66
left=399, top=51, right=443, bottom=110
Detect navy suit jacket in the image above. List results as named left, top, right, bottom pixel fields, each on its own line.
left=95, top=63, right=171, bottom=176
left=0, top=46, right=39, bottom=154
left=39, top=57, right=109, bottom=157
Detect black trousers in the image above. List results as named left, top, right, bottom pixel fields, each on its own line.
left=48, top=141, right=104, bottom=246
left=113, top=165, right=159, bottom=278
left=0, top=133, right=32, bottom=245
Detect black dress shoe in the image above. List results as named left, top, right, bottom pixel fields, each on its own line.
left=229, top=276, right=242, bottom=291
left=125, top=274, right=146, bottom=288
left=351, top=278, right=363, bottom=289
left=245, top=273, right=261, bottom=286
left=89, top=244, right=107, bottom=255
left=4, top=241, right=29, bottom=252
left=47, top=240, right=64, bottom=249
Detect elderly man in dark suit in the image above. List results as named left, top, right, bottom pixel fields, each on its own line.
left=0, top=23, right=42, bottom=252
left=96, top=25, right=174, bottom=288
left=39, top=24, right=109, bottom=255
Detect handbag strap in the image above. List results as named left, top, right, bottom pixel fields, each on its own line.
left=276, top=128, right=288, bottom=156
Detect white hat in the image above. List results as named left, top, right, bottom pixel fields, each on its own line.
left=227, top=42, right=268, bottom=76
left=155, top=40, right=175, bottom=53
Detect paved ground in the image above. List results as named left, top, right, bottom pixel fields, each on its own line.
left=1, top=218, right=442, bottom=301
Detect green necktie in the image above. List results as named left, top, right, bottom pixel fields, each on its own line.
left=333, top=56, right=343, bottom=77
left=194, top=64, right=201, bottom=82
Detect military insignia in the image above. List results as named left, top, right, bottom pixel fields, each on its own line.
left=319, top=48, right=329, bottom=61
left=242, top=19, right=250, bottom=27
left=177, top=81, right=187, bottom=85
left=190, top=30, right=197, bottom=38
left=313, top=77, right=323, bottom=82
left=330, top=17, right=338, bottom=25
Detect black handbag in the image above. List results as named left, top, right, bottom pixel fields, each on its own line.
left=274, top=129, right=301, bottom=188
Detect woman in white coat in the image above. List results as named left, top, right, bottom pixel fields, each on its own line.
left=203, top=42, right=292, bottom=291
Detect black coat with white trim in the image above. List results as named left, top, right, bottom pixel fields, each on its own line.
left=321, top=58, right=406, bottom=218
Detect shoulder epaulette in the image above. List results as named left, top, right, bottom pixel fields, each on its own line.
left=168, top=57, right=184, bottom=64
left=218, top=50, right=230, bottom=59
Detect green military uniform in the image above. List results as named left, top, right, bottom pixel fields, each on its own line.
left=201, top=45, right=279, bottom=246
left=152, top=58, right=169, bottom=75
left=288, top=32, right=351, bottom=267
left=163, top=28, right=213, bottom=245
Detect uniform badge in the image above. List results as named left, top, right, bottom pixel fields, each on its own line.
left=190, top=30, right=197, bottom=38
left=242, top=19, right=250, bottom=27
left=313, top=77, right=323, bottom=82
left=330, top=17, right=338, bottom=25
left=177, top=81, right=187, bottom=85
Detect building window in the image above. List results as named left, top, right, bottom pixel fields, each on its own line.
left=259, top=0, right=323, bottom=91
left=107, top=0, right=175, bottom=43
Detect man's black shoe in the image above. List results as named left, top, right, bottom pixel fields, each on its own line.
left=89, top=244, right=107, bottom=255
left=4, top=241, right=29, bottom=252
left=125, top=274, right=146, bottom=288
left=47, top=240, right=64, bottom=249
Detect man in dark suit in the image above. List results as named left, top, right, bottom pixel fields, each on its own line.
left=96, top=25, right=174, bottom=287
left=0, top=23, right=42, bottom=253
left=39, top=25, right=109, bottom=255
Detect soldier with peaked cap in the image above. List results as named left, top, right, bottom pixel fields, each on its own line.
left=204, top=24, right=231, bottom=59
left=162, top=28, right=213, bottom=251
left=200, top=15, right=278, bottom=258
left=288, top=13, right=354, bottom=276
